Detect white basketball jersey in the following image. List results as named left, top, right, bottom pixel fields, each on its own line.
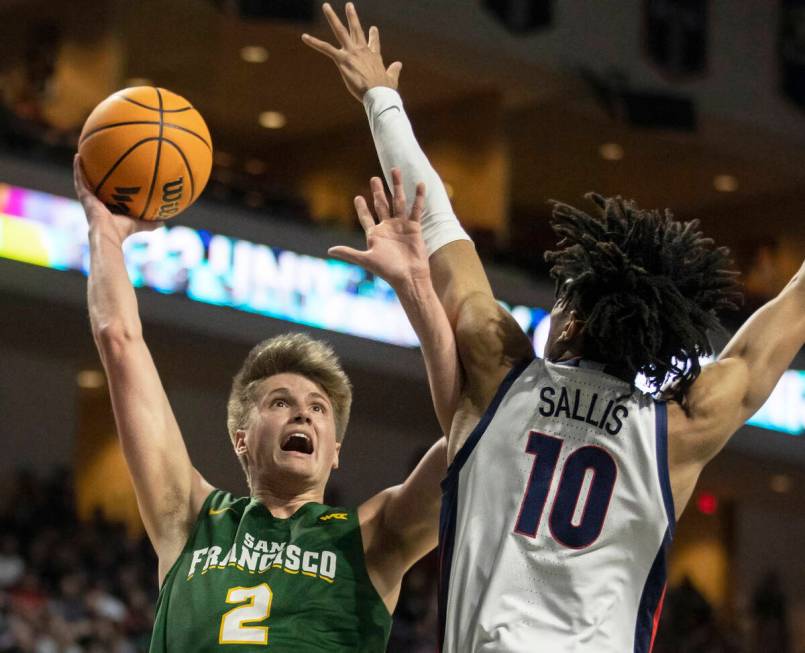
left=439, top=358, right=675, bottom=653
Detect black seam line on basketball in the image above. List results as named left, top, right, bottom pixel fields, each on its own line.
left=139, top=89, right=164, bottom=220
left=94, top=137, right=160, bottom=197
left=162, top=138, right=196, bottom=203
left=78, top=121, right=162, bottom=146
left=163, top=123, right=212, bottom=151
left=119, top=95, right=193, bottom=113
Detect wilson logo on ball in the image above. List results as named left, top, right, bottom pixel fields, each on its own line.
left=158, top=177, right=184, bottom=219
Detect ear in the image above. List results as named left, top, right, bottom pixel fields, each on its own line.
left=560, top=310, right=585, bottom=343
left=234, top=429, right=248, bottom=456
left=331, top=442, right=341, bottom=471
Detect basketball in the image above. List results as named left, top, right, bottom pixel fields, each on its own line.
left=78, top=86, right=213, bottom=221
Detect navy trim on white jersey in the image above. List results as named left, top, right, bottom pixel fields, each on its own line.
left=442, top=359, right=531, bottom=485
left=633, top=528, right=671, bottom=653
left=654, top=401, right=676, bottom=530
left=437, top=358, right=530, bottom=651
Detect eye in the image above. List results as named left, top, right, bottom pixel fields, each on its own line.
left=311, top=403, right=326, bottom=414
left=271, top=398, right=288, bottom=408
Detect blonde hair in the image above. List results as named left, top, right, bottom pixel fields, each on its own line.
left=227, top=333, right=352, bottom=444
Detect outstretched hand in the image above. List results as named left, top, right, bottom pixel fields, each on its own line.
left=329, top=168, right=429, bottom=289
left=302, top=2, right=401, bottom=102
left=73, top=155, right=160, bottom=245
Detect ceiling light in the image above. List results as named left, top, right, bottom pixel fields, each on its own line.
left=240, top=46, right=269, bottom=63
left=599, top=143, right=624, bottom=161
left=259, top=111, right=286, bottom=129
left=713, top=174, right=738, bottom=192
left=77, top=370, right=105, bottom=389
left=770, top=474, right=792, bottom=494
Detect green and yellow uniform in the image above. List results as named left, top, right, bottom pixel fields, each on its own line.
left=150, top=490, right=391, bottom=652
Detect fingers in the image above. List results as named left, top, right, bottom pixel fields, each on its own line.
left=73, top=155, right=97, bottom=209
left=353, top=195, right=376, bottom=233
left=386, top=61, right=402, bottom=86
left=391, top=167, right=406, bottom=217
left=321, top=2, right=352, bottom=48
left=370, top=176, right=391, bottom=221
left=409, top=182, right=426, bottom=223
left=328, top=245, right=369, bottom=268
left=301, top=33, right=342, bottom=61
left=345, top=2, right=367, bottom=46
left=367, top=26, right=380, bottom=54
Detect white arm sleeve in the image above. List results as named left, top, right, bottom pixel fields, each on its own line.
left=363, top=86, right=472, bottom=256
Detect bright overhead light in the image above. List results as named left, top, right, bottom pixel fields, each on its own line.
left=77, top=370, right=105, bottom=389
left=240, top=46, right=269, bottom=63
left=259, top=111, right=286, bottom=129
left=713, top=174, right=738, bottom=192
left=770, top=474, right=792, bottom=494
left=599, top=143, right=624, bottom=161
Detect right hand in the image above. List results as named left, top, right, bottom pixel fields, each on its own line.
left=328, top=168, right=428, bottom=290
left=302, top=2, right=402, bottom=102
left=73, top=155, right=160, bottom=246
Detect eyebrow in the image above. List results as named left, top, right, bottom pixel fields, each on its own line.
left=307, top=392, right=332, bottom=407
left=265, top=388, right=331, bottom=406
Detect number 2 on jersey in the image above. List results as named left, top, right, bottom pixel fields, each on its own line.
left=219, top=583, right=273, bottom=645
left=514, top=432, right=617, bottom=548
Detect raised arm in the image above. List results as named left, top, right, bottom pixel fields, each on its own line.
left=75, top=156, right=213, bottom=581
left=303, top=2, right=533, bottom=412
left=669, top=261, right=805, bottom=512
left=331, top=170, right=453, bottom=608
left=329, top=169, right=460, bottom=434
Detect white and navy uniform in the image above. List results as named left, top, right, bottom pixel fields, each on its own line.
left=439, top=357, right=675, bottom=653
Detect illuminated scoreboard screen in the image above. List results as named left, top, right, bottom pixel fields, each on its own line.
left=0, top=182, right=802, bottom=436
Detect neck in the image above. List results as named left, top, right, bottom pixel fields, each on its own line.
left=249, top=480, right=325, bottom=519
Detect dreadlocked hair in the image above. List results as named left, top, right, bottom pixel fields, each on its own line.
left=544, top=193, right=742, bottom=402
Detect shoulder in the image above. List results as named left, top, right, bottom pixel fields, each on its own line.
left=668, top=358, right=750, bottom=459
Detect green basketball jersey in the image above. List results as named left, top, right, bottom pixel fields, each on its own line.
left=149, top=490, right=391, bottom=652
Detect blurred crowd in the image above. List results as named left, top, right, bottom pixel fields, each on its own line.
left=0, top=470, right=439, bottom=653
left=0, top=469, right=792, bottom=653
left=0, top=470, right=155, bottom=652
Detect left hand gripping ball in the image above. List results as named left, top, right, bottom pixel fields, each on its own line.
left=78, top=86, right=213, bottom=221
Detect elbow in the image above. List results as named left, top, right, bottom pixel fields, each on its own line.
left=455, top=292, right=532, bottom=370
left=93, top=320, right=143, bottom=358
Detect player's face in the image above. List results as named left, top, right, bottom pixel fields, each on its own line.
left=240, top=373, right=340, bottom=488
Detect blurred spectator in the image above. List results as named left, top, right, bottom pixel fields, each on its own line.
left=0, top=470, right=157, bottom=652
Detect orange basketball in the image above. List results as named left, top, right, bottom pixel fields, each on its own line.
left=78, top=87, right=213, bottom=221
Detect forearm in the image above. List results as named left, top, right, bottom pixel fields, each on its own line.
left=395, top=275, right=461, bottom=435
left=363, top=87, right=470, bottom=256
left=88, top=226, right=143, bottom=346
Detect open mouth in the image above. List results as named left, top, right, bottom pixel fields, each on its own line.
left=281, top=433, right=314, bottom=455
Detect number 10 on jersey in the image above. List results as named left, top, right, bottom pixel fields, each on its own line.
left=514, top=432, right=617, bottom=549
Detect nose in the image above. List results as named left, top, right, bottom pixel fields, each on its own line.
left=292, top=412, right=312, bottom=424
